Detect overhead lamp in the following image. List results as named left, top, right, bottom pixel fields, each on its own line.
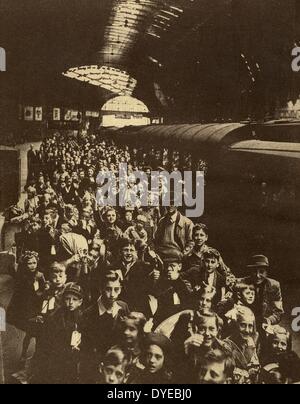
left=63, top=65, right=137, bottom=96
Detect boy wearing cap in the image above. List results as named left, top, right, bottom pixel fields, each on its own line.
left=240, top=255, right=284, bottom=326
left=33, top=283, right=84, bottom=384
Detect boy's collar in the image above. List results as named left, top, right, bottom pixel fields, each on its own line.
left=97, top=296, right=122, bottom=318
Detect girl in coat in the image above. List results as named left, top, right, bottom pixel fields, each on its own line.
left=7, top=251, right=46, bottom=362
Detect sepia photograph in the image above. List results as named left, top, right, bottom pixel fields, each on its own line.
left=0, top=0, right=300, bottom=388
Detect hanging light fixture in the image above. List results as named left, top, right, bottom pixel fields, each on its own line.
left=63, top=65, right=137, bottom=96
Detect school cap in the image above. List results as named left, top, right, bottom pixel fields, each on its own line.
left=63, top=283, right=83, bottom=299
left=163, top=254, right=183, bottom=264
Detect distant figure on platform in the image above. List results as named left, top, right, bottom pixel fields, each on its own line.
left=27, top=145, right=38, bottom=181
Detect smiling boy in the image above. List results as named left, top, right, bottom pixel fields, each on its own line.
left=98, top=346, right=130, bottom=385
left=183, top=224, right=209, bottom=271
left=185, top=249, right=227, bottom=307
left=240, top=255, right=284, bottom=326
left=196, top=349, right=234, bottom=384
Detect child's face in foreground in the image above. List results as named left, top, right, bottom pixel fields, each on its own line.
left=240, top=287, right=255, bottom=305
left=121, top=246, right=136, bottom=263
left=145, top=345, right=165, bottom=374
left=167, top=263, right=182, bottom=281
left=64, top=294, right=83, bottom=312
left=194, top=230, right=208, bottom=248
left=197, top=294, right=213, bottom=311
left=26, top=258, right=38, bottom=274
left=272, top=334, right=288, bottom=355
left=30, top=222, right=41, bottom=233
left=103, top=281, right=122, bottom=306
left=198, top=361, right=227, bottom=385
left=125, top=212, right=133, bottom=222
left=106, top=210, right=117, bottom=225
left=136, top=222, right=145, bottom=231
left=204, top=257, right=219, bottom=274
left=197, top=317, right=219, bottom=348
left=50, top=272, right=67, bottom=288
left=102, top=364, right=127, bottom=384
left=123, top=319, right=139, bottom=346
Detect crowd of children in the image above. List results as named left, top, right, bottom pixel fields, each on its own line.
left=5, top=130, right=300, bottom=384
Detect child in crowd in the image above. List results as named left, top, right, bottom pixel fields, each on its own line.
left=169, top=286, right=216, bottom=353
left=78, top=207, right=97, bottom=244
left=261, top=324, right=291, bottom=365
left=24, top=186, right=39, bottom=213
left=38, top=262, right=67, bottom=317
left=101, top=208, right=123, bottom=256
left=82, top=271, right=129, bottom=382
left=185, top=248, right=227, bottom=307
left=224, top=306, right=260, bottom=383
left=241, top=255, right=284, bottom=326
left=133, top=333, right=173, bottom=384
left=124, top=215, right=148, bottom=245
left=119, top=208, right=136, bottom=232
left=119, top=312, right=147, bottom=381
left=183, top=224, right=209, bottom=271
left=196, top=349, right=235, bottom=385
left=33, top=283, right=84, bottom=384
left=7, top=251, right=46, bottom=362
left=98, top=347, right=130, bottom=385
left=218, top=282, right=256, bottom=335
left=5, top=133, right=300, bottom=385
left=155, top=257, right=193, bottom=326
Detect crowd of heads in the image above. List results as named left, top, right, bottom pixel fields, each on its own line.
left=6, top=130, right=300, bottom=384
